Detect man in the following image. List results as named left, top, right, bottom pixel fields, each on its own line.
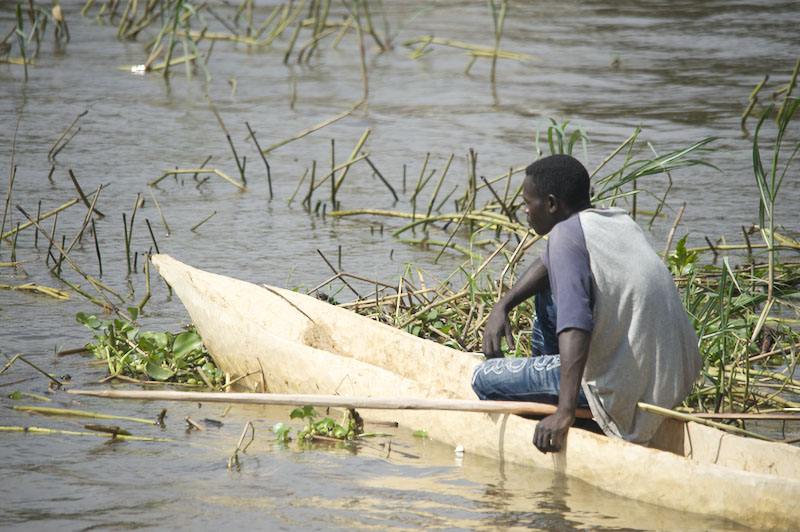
left=472, top=154, right=701, bottom=453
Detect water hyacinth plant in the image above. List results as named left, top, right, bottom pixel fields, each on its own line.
left=76, top=310, right=223, bottom=386
left=272, top=405, right=361, bottom=443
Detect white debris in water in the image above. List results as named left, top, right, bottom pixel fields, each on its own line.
left=131, top=65, right=146, bottom=74
left=455, top=445, right=464, bottom=455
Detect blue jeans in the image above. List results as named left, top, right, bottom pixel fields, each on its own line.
left=472, top=288, right=589, bottom=408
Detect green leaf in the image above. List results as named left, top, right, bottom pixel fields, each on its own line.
left=140, top=331, right=171, bottom=350
left=125, top=327, right=140, bottom=342
left=145, top=360, right=175, bottom=381
left=412, top=429, right=428, bottom=438
left=138, top=335, right=156, bottom=354
left=7, top=391, right=22, bottom=400
left=173, top=331, right=203, bottom=358
left=333, top=425, right=348, bottom=439
left=272, top=422, right=289, bottom=435
left=76, top=312, right=101, bottom=329
left=128, top=307, right=139, bottom=321
left=291, top=405, right=317, bottom=420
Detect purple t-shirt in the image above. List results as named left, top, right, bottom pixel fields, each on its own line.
left=541, top=213, right=595, bottom=334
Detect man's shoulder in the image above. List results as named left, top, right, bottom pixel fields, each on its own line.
left=550, top=212, right=586, bottom=242
left=579, top=206, right=631, bottom=222
left=579, top=207, right=643, bottom=236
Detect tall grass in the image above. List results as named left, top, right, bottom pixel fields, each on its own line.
left=752, top=99, right=800, bottom=299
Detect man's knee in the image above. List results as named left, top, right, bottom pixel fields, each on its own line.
left=471, top=361, right=490, bottom=399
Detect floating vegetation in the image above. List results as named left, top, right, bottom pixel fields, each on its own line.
left=76, top=310, right=223, bottom=386
left=227, top=421, right=255, bottom=471
left=0, top=281, right=70, bottom=299
left=272, top=405, right=361, bottom=444
left=70, top=0, right=534, bottom=85
left=0, top=425, right=170, bottom=442
left=3, top=0, right=70, bottom=81
left=11, top=405, right=157, bottom=424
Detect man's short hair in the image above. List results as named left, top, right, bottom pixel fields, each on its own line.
left=526, top=154, right=590, bottom=209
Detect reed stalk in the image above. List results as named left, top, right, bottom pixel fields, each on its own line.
left=316, top=248, right=360, bottom=297
left=190, top=211, right=216, bottom=232
left=151, top=169, right=248, bottom=192
left=0, top=425, right=170, bottom=442
left=362, top=154, right=397, bottom=201
left=488, top=0, right=508, bottom=83
left=403, top=36, right=538, bottom=63
left=122, top=213, right=132, bottom=274
left=331, top=14, right=353, bottom=48
left=282, top=22, right=302, bottom=63
left=17, top=205, right=129, bottom=320
left=0, top=354, right=62, bottom=385
left=420, top=154, right=453, bottom=231
left=145, top=218, right=160, bottom=253
left=12, top=405, right=156, bottom=424
left=66, top=184, right=103, bottom=254
left=1, top=165, right=16, bottom=253
left=637, top=403, right=775, bottom=441
left=91, top=218, right=102, bottom=277
left=263, top=0, right=307, bottom=46
left=0, top=282, right=70, bottom=299
left=138, top=254, right=151, bottom=311
left=49, top=110, right=88, bottom=161
left=662, top=203, right=686, bottom=258
left=206, top=94, right=246, bottom=184
left=253, top=4, right=282, bottom=40
left=399, top=238, right=483, bottom=260
left=301, top=153, right=371, bottom=195
left=409, top=152, right=430, bottom=219
left=245, top=121, right=272, bottom=199
left=67, top=169, right=105, bottom=218
left=332, top=129, right=371, bottom=193
left=147, top=186, right=170, bottom=237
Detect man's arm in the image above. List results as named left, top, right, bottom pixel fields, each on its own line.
left=532, top=327, right=591, bottom=452
left=482, top=258, right=550, bottom=358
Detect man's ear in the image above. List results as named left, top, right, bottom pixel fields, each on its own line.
left=546, top=194, right=559, bottom=213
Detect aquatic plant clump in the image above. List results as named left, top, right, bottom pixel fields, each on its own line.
left=76, top=311, right=223, bottom=386
left=272, top=405, right=362, bottom=444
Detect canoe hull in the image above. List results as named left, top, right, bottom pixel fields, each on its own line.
left=152, top=254, right=800, bottom=531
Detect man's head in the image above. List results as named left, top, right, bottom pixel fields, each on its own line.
left=522, top=154, right=591, bottom=235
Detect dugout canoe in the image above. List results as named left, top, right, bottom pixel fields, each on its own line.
left=151, top=254, right=800, bottom=531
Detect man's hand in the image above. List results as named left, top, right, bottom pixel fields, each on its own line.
left=533, top=409, right=575, bottom=453
left=482, top=307, right=515, bottom=358
left=481, top=259, right=549, bottom=358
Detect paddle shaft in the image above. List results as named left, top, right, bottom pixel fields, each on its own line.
left=68, top=389, right=594, bottom=418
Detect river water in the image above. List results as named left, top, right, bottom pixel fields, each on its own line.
left=1, top=0, right=799, bottom=530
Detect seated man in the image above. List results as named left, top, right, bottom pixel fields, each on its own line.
left=472, top=154, right=701, bottom=453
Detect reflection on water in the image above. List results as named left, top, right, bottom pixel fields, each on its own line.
left=1, top=0, right=798, bottom=530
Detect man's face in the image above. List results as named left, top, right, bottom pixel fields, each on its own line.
left=522, top=176, right=556, bottom=235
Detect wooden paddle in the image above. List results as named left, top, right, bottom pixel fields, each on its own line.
left=68, top=389, right=594, bottom=418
